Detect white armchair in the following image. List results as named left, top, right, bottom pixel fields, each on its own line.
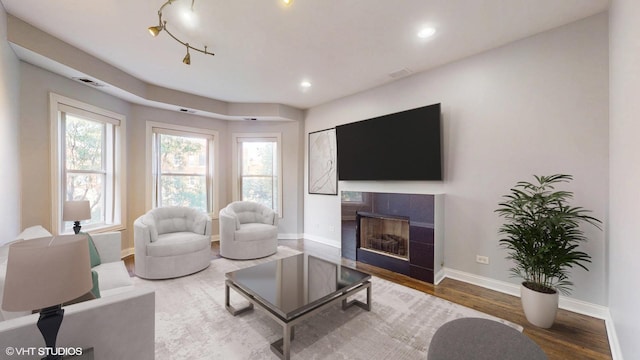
left=134, top=207, right=211, bottom=279
left=219, top=201, right=278, bottom=260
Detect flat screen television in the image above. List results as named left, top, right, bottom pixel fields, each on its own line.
left=336, top=103, right=442, bottom=181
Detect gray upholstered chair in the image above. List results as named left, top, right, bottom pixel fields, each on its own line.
left=219, top=201, right=278, bottom=260
left=134, top=206, right=212, bottom=279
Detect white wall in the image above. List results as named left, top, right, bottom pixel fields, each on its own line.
left=305, top=14, right=609, bottom=305
left=0, top=4, right=20, bottom=244
left=609, top=0, right=640, bottom=358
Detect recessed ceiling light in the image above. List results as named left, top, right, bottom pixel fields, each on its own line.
left=300, top=81, right=312, bottom=88
left=282, top=0, right=293, bottom=7
left=417, top=27, right=436, bottom=39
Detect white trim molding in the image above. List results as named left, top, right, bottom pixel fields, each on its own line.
left=302, top=234, right=340, bottom=248
left=442, top=267, right=624, bottom=359
left=443, top=267, right=610, bottom=319
left=278, top=233, right=304, bottom=240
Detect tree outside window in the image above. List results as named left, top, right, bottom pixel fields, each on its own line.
left=151, top=126, right=216, bottom=214
left=51, top=93, right=125, bottom=235
left=233, top=134, right=282, bottom=215
left=64, top=115, right=107, bottom=230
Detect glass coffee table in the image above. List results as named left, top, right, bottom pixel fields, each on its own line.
left=225, top=253, right=371, bottom=360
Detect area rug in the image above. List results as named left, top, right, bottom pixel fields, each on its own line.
left=132, top=246, right=522, bottom=359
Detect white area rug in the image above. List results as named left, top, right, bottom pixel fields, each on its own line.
left=133, top=246, right=521, bottom=359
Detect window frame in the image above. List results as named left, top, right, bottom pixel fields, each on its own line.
left=50, top=93, right=126, bottom=235
left=232, top=133, right=283, bottom=217
left=145, top=122, right=219, bottom=218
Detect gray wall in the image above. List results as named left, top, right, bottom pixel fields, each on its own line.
left=18, top=62, right=132, bottom=246
left=0, top=4, right=20, bottom=244
left=304, top=14, right=609, bottom=306
left=609, top=0, right=640, bottom=358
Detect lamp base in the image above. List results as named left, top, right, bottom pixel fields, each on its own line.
left=73, top=221, right=82, bottom=235
left=37, top=305, right=64, bottom=360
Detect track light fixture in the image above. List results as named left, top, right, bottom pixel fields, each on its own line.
left=183, top=45, right=191, bottom=65
left=148, top=0, right=214, bottom=65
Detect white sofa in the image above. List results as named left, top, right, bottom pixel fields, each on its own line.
left=134, top=207, right=212, bottom=279
left=219, top=201, right=278, bottom=260
left=0, top=226, right=155, bottom=359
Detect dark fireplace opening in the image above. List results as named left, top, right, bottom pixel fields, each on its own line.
left=357, top=212, right=409, bottom=261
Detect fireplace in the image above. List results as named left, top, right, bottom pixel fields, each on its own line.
left=341, top=191, right=443, bottom=284
left=357, top=212, right=409, bottom=260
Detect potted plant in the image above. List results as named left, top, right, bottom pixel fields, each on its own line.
left=495, top=174, right=601, bottom=328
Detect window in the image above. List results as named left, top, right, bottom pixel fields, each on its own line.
left=232, top=134, right=282, bottom=215
left=50, top=93, right=126, bottom=234
left=147, top=123, right=218, bottom=215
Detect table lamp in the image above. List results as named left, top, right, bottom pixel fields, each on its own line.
left=63, top=201, right=91, bottom=234
left=1, top=235, right=92, bottom=360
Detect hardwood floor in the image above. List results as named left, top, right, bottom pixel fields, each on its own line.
left=124, top=239, right=612, bottom=360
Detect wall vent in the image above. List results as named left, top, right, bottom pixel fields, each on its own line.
left=72, top=77, right=105, bottom=87
left=388, top=68, right=412, bottom=79
left=179, top=108, right=197, bottom=114
left=243, top=117, right=258, bottom=121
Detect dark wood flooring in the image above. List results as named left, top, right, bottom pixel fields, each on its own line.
left=123, top=239, right=612, bottom=360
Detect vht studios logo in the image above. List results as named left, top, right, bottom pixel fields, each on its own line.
left=5, top=347, right=83, bottom=357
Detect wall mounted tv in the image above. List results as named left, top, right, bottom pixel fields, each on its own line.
left=336, top=103, right=442, bottom=181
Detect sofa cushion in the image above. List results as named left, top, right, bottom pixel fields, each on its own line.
left=80, top=232, right=101, bottom=267
left=146, top=233, right=210, bottom=257
left=235, top=223, right=278, bottom=242
left=92, top=261, right=133, bottom=292
left=90, top=270, right=101, bottom=298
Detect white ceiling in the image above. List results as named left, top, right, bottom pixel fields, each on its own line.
left=1, top=0, right=610, bottom=111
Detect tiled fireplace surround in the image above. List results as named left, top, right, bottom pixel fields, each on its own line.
left=341, top=192, right=443, bottom=284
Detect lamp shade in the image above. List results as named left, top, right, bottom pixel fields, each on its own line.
left=63, top=201, right=91, bottom=221
left=1, top=235, right=93, bottom=311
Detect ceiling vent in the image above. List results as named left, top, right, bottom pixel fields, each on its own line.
left=72, top=77, right=105, bottom=87
left=388, top=68, right=412, bottom=79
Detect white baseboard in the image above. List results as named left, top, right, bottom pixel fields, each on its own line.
left=302, top=234, right=340, bottom=248
left=443, top=267, right=610, bottom=320
left=605, top=316, right=624, bottom=360
left=278, top=233, right=304, bottom=240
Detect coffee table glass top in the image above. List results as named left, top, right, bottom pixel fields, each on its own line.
left=225, top=253, right=370, bottom=320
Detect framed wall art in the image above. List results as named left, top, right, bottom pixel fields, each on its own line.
left=308, top=128, right=337, bottom=195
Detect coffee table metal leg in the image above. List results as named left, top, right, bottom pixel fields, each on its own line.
left=270, top=324, right=294, bottom=360
left=225, top=281, right=253, bottom=316
left=342, top=281, right=371, bottom=311
left=227, top=279, right=371, bottom=359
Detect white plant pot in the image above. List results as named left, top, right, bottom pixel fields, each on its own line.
left=520, top=282, right=559, bottom=328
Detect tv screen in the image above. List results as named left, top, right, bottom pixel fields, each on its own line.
left=336, top=103, right=442, bottom=181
